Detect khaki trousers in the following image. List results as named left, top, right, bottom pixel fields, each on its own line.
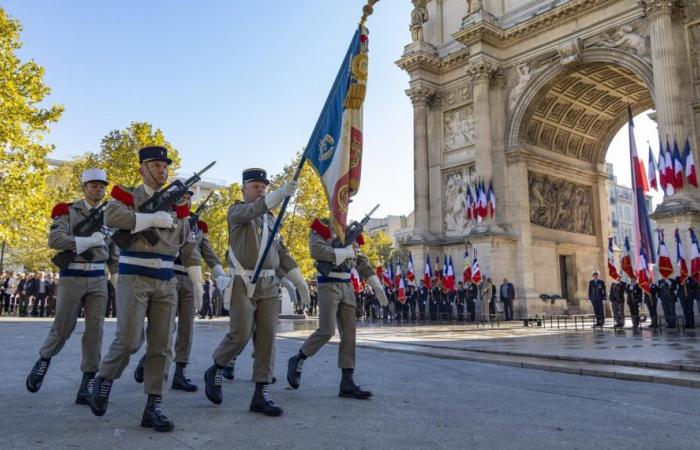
left=301, top=281, right=356, bottom=369
left=174, top=273, right=195, bottom=364
left=212, top=278, right=278, bottom=383
left=39, top=276, right=107, bottom=372
left=99, top=274, right=177, bottom=395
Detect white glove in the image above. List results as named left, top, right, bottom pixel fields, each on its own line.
left=366, top=275, right=388, bottom=307
left=216, top=275, right=233, bottom=291
left=132, top=211, right=174, bottom=233
left=75, top=232, right=105, bottom=254
left=213, top=264, right=226, bottom=278
left=109, top=273, right=118, bottom=289
left=285, top=267, right=310, bottom=307
left=264, top=180, right=298, bottom=210
left=280, top=276, right=297, bottom=306
left=333, top=245, right=356, bottom=266
left=186, top=266, right=204, bottom=311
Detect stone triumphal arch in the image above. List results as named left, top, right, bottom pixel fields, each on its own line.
left=398, top=0, right=700, bottom=317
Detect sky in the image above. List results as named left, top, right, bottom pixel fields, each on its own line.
left=4, top=0, right=662, bottom=220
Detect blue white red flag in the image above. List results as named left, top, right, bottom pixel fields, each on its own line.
left=407, top=253, right=416, bottom=286
left=608, top=237, right=620, bottom=281
left=306, top=25, right=370, bottom=242
left=690, top=228, right=700, bottom=281
left=675, top=229, right=688, bottom=283
left=684, top=138, right=698, bottom=188
left=656, top=229, right=674, bottom=279
left=424, top=254, right=432, bottom=289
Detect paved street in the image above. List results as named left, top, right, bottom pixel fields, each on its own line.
left=2, top=319, right=700, bottom=449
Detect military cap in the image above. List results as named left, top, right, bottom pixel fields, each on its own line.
left=139, top=146, right=172, bottom=165
left=242, top=168, right=269, bottom=185
left=81, top=168, right=108, bottom=185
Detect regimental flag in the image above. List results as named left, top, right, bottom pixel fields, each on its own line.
left=675, top=229, right=689, bottom=284
left=627, top=106, right=656, bottom=280
left=608, top=237, right=620, bottom=281
left=684, top=138, right=698, bottom=188
left=424, top=254, right=432, bottom=289
left=407, top=253, right=416, bottom=286
left=621, top=236, right=635, bottom=280
left=673, top=139, right=685, bottom=190
left=648, top=145, right=658, bottom=191
left=487, top=181, right=496, bottom=219
left=637, top=242, right=651, bottom=293
left=350, top=267, right=362, bottom=294
left=463, top=250, right=472, bottom=283
left=395, top=260, right=406, bottom=302
left=657, top=141, right=667, bottom=191
left=471, top=249, right=482, bottom=284
left=665, top=138, right=674, bottom=193
left=690, top=228, right=700, bottom=281
left=656, top=229, right=674, bottom=279
left=446, top=256, right=456, bottom=292
left=466, top=184, right=474, bottom=221
left=306, top=25, right=370, bottom=242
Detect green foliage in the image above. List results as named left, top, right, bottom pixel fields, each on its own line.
left=198, top=183, right=243, bottom=262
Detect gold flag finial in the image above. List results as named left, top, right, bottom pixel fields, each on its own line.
left=360, top=0, right=380, bottom=26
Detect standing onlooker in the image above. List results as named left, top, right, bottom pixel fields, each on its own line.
left=588, top=270, right=607, bottom=327
left=2, top=272, right=17, bottom=315
left=499, top=278, right=515, bottom=321
left=309, top=282, right=318, bottom=317
left=46, top=273, right=57, bottom=317
left=17, top=273, right=30, bottom=317
left=199, top=272, right=213, bottom=319
left=105, top=273, right=116, bottom=318
left=479, top=278, right=493, bottom=321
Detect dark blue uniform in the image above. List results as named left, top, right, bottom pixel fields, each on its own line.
left=588, top=278, right=606, bottom=326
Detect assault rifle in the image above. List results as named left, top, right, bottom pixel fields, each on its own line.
left=315, top=204, right=379, bottom=277
left=51, top=202, right=108, bottom=270
left=189, top=191, right=214, bottom=230
left=112, top=161, right=216, bottom=250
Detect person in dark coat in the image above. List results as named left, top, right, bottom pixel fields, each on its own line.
left=657, top=277, right=676, bottom=328
left=417, top=281, right=428, bottom=321
left=588, top=270, right=606, bottom=327
left=609, top=279, right=627, bottom=328
left=625, top=276, right=643, bottom=331
left=676, top=276, right=695, bottom=329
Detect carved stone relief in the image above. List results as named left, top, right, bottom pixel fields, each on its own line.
left=508, top=62, right=532, bottom=112
left=443, top=166, right=476, bottom=236
left=442, top=84, right=473, bottom=109
left=528, top=172, right=594, bottom=235
left=586, top=22, right=650, bottom=62
left=689, top=23, right=700, bottom=98
left=443, top=105, right=476, bottom=152
left=410, top=0, right=428, bottom=42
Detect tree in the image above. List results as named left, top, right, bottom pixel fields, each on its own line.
left=362, top=230, right=394, bottom=270
left=0, top=8, right=64, bottom=246
left=198, top=183, right=243, bottom=263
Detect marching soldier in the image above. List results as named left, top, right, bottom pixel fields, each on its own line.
left=610, top=278, right=627, bottom=329
left=587, top=270, right=606, bottom=328
left=89, top=146, right=199, bottom=432
left=26, top=169, right=118, bottom=404
left=204, top=168, right=309, bottom=417
left=286, top=217, right=388, bottom=398
left=625, top=276, right=643, bottom=331
left=133, top=190, right=229, bottom=392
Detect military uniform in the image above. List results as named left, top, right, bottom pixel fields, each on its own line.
left=676, top=277, right=695, bottom=328
left=455, top=285, right=466, bottom=322
left=587, top=275, right=606, bottom=327
left=417, top=284, right=428, bottom=321
left=26, top=170, right=119, bottom=405
left=205, top=168, right=306, bottom=417
left=287, top=218, right=387, bottom=399
left=625, top=281, right=643, bottom=330
left=646, top=282, right=659, bottom=329
left=89, top=147, right=198, bottom=432
left=657, top=278, right=676, bottom=328
left=610, top=280, right=627, bottom=328
left=465, top=281, right=478, bottom=322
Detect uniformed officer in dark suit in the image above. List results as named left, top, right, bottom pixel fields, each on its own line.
left=609, top=279, right=627, bottom=328
left=407, top=285, right=417, bottom=321
left=455, top=282, right=466, bottom=322
left=645, top=282, right=659, bottom=329
left=588, top=270, right=606, bottom=327
left=466, top=280, right=478, bottom=322
left=429, top=277, right=440, bottom=321
left=657, top=277, right=676, bottom=328
left=417, top=281, right=428, bottom=321
left=625, top=276, right=643, bottom=331
left=676, top=276, right=695, bottom=329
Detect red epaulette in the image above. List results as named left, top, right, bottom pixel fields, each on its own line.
left=355, top=233, right=365, bottom=246
left=111, top=185, right=134, bottom=206
left=51, top=203, right=71, bottom=220
left=173, top=203, right=190, bottom=219
left=310, top=218, right=331, bottom=240
left=197, top=220, right=208, bottom=233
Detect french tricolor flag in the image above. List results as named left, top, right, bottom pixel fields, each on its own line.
left=424, top=254, right=432, bottom=289
left=406, top=253, right=416, bottom=286
left=656, top=229, right=674, bottom=279
left=684, top=138, right=697, bottom=188
left=487, top=181, right=496, bottom=219
left=648, top=145, right=658, bottom=191
left=621, top=236, right=635, bottom=280
left=637, top=242, right=651, bottom=294
left=673, top=139, right=684, bottom=190
left=446, top=256, right=456, bottom=292
left=471, top=249, right=482, bottom=284
left=608, top=237, right=620, bottom=281
left=466, top=184, right=474, bottom=221
left=395, top=261, right=406, bottom=302
left=665, top=138, right=674, bottom=193
left=675, top=229, right=688, bottom=283
left=690, top=228, right=700, bottom=281
left=463, top=250, right=472, bottom=283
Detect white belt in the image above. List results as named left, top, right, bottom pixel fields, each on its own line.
left=328, top=271, right=351, bottom=280
left=241, top=269, right=275, bottom=278
left=67, top=262, right=106, bottom=271
left=119, top=255, right=174, bottom=270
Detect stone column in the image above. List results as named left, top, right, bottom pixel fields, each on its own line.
left=465, top=60, right=498, bottom=182
left=642, top=0, right=684, bottom=150
left=407, top=86, right=435, bottom=235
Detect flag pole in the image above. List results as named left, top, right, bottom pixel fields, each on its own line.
left=250, top=0, right=381, bottom=289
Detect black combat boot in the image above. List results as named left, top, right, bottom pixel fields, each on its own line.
left=339, top=368, right=372, bottom=399
left=649, top=317, right=658, bottom=329
left=89, top=376, right=113, bottom=416
left=134, top=354, right=145, bottom=383
left=203, top=364, right=224, bottom=404
left=222, top=360, right=235, bottom=381
left=141, top=394, right=174, bottom=432
left=286, top=350, right=306, bottom=389
left=75, top=371, right=96, bottom=405
left=26, top=357, right=51, bottom=393
left=171, top=362, right=197, bottom=392
left=249, top=382, right=283, bottom=416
